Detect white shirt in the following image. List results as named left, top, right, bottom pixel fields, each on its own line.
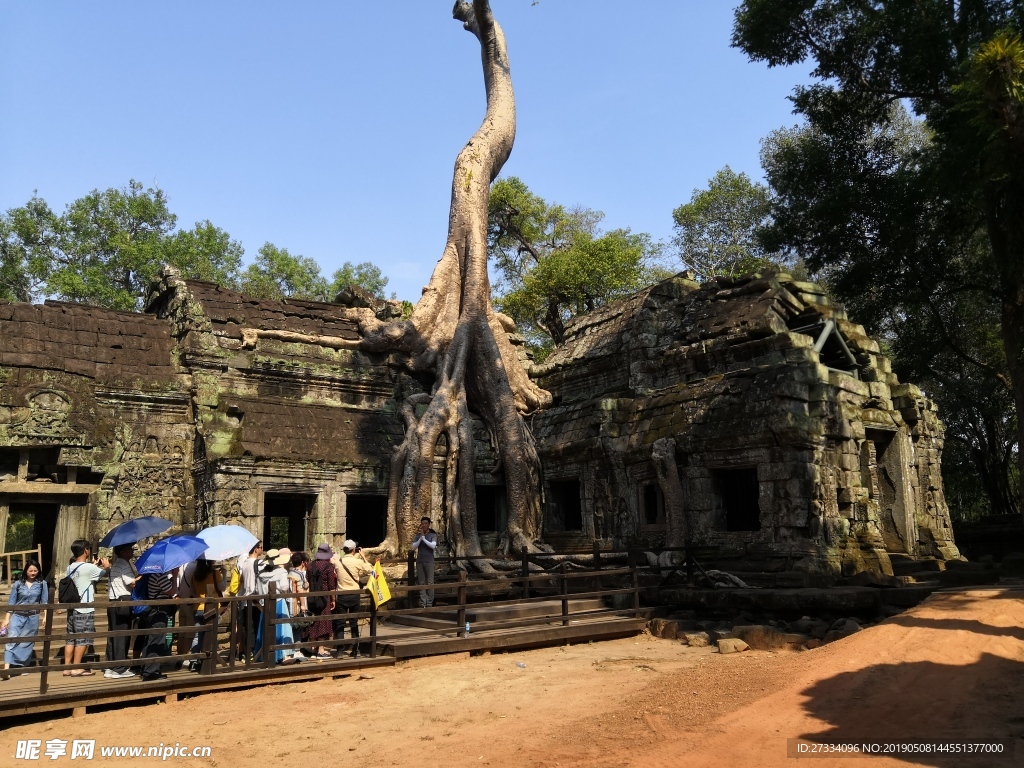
left=108, top=558, right=136, bottom=599
left=239, top=555, right=259, bottom=596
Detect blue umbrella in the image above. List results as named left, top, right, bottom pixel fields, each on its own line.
left=196, top=525, right=259, bottom=561
left=135, top=534, right=208, bottom=575
left=99, top=516, right=173, bottom=548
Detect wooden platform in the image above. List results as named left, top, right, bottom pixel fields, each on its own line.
left=0, top=655, right=394, bottom=719
left=378, top=615, right=647, bottom=659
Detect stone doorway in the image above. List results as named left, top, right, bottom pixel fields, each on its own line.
left=262, top=493, right=315, bottom=552
left=3, top=501, right=59, bottom=577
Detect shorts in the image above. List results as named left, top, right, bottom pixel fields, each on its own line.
left=66, top=610, right=95, bottom=647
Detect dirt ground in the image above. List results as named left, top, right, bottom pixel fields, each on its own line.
left=3, top=587, right=1022, bottom=767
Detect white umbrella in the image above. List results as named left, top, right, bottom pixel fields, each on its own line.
left=196, top=525, right=259, bottom=561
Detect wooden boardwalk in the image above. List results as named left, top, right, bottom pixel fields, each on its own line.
left=0, top=560, right=646, bottom=720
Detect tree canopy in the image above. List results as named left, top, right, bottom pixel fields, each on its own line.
left=488, top=176, right=666, bottom=355
left=671, top=166, right=782, bottom=282
left=0, top=181, right=393, bottom=310
left=735, top=0, right=1024, bottom=522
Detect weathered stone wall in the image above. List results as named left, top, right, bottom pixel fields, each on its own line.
left=530, top=272, right=960, bottom=583
left=0, top=268, right=959, bottom=583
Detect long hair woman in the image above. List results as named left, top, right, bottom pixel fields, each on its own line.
left=2, top=560, right=47, bottom=678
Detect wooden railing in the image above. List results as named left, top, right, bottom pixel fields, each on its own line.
left=0, top=556, right=644, bottom=698
left=1, top=545, right=43, bottom=586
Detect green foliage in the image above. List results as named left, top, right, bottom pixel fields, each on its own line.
left=488, top=176, right=664, bottom=349
left=671, top=166, right=783, bottom=282
left=239, top=243, right=330, bottom=302
left=5, top=511, right=35, bottom=553
left=328, top=261, right=390, bottom=300
left=161, top=221, right=244, bottom=288
left=0, top=181, right=244, bottom=310
left=735, top=0, right=1024, bottom=520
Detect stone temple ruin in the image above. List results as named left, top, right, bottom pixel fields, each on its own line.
left=0, top=267, right=959, bottom=584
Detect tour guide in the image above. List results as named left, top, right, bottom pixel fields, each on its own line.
left=411, top=517, right=438, bottom=609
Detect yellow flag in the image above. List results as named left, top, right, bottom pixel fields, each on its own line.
left=366, top=559, right=392, bottom=607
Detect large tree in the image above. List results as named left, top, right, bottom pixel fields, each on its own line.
left=358, top=0, right=551, bottom=559
left=238, top=243, right=330, bottom=301
left=671, top=166, right=781, bottom=282
left=735, top=0, right=1024, bottom=526
left=489, top=176, right=662, bottom=355
left=0, top=181, right=243, bottom=310
left=328, top=261, right=390, bottom=300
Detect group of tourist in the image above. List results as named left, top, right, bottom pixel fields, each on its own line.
left=1, top=531, right=395, bottom=680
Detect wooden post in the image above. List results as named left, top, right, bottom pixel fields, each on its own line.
left=39, top=585, right=56, bottom=695
left=200, top=587, right=220, bottom=676
left=263, top=582, right=275, bottom=669
left=629, top=550, right=641, bottom=618
left=407, top=549, right=416, bottom=609
left=521, top=546, right=529, bottom=600
left=457, top=569, right=467, bottom=637
left=561, top=562, right=569, bottom=627
left=369, top=598, right=377, bottom=659
left=245, top=597, right=254, bottom=666
left=227, top=599, right=238, bottom=671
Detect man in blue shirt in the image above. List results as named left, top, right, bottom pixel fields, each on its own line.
left=411, top=517, right=438, bottom=609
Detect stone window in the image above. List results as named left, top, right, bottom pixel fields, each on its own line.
left=476, top=485, right=508, bottom=532
left=713, top=468, right=761, bottom=532
left=346, top=494, right=388, bottom=549
left=547, top=479, right=583, bottom=532
left=640, top=482, right=665, bottom=530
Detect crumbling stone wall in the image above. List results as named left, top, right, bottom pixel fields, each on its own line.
left=530, top=272, right=959, bottom=584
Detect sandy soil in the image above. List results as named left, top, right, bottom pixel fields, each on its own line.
left=2, top=587, right=1022, bottom=768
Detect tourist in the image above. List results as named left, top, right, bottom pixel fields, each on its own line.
left=62, top=540, right=109, bottom=677
left=333, top=540, right=373, bottom=658
left=411, top=517, right=438, bottom=609
left=105, top=543, right=139, bottom=678
left=288, top=552, right=309, bottom=616
left=236, top=540, right=263, bottom=659
left=306, top=543, right=338, bottom=659
left=175, top=560, right=197, bottom=655
left=255, top=550, right=304, bottom=664
left=2, top=560, right=47, bottom=679
left=187, top=558, right=222, bottom=669
left=137, top=569, right=174, bottom=681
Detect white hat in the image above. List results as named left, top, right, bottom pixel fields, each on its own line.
left=343, top=539, right=357, bottom=551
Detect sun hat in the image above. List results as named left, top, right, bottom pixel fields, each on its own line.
left=315, top=542, right=334, bottom=560
left=271, top=551, right=290, bottom=566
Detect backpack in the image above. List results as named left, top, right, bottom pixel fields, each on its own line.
left=131, top=575, right=151, bottom=617
left=306, top=565, right=328, bottom=614
left=58, top=563, right=86, bottom=605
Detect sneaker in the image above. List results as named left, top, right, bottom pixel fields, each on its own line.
left=103, top=669, right=116, bottom=679
left=115, top=670, right=137, bottom=678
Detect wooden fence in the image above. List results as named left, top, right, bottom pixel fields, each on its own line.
left=0, top=553, right=645, bottom=698
left=0, top=545, right=43, bottom=586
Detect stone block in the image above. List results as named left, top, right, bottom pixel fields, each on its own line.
left=717, top=638, right=749, bottom=654
left=681, top=631, right=710, bottom=647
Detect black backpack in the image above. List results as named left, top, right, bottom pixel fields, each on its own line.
left=58, top=563, right=86, bottom=605
left=307, top=565, right=328, bottom=614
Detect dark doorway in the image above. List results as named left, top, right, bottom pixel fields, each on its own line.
left=262, top=494, right=314, bottom=551
left=547, top=479, right=583, bottom=532
left=346, top=494, right=388, bottom=548
left=714, top=468, right=761, bottom=532
left=640, top=483, right=665, bottom=528
left=5, top=502, right=59, bottom=577
left=475, top=485, right=507, bottom=532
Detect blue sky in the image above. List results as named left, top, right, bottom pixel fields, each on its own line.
left=0, top=1, right=810, bottom=303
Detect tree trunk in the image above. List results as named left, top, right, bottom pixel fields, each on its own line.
left=651, top=437, right=688, bottom=548
left=359, top=0, right=551, bottom=560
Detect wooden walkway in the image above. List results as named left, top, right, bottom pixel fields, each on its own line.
left=0, top=560, right=646, bottom=720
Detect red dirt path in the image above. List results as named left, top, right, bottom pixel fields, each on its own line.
left=2, top=587, right=1021, bottom=767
